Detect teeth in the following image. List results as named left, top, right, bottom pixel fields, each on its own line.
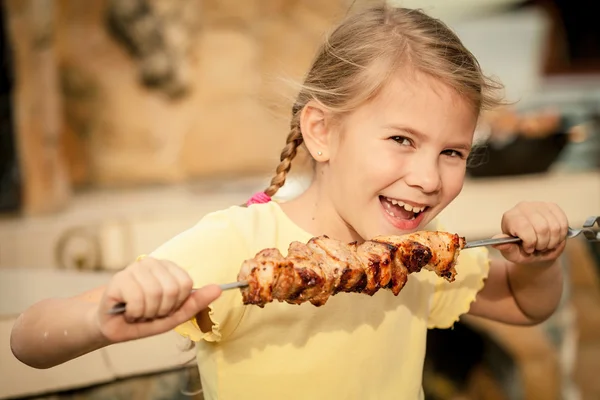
left=385, top=197, right=426, bottom=213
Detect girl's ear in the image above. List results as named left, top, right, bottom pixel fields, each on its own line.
left=300, top=100, right=333, bottom=162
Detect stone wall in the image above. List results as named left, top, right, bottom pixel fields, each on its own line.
left=53, top=0, right=351, bottom=187
left=4, top=0, right=71, bottom=214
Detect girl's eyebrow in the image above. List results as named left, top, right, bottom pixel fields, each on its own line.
left=382, top=124, right=472, bottom=151
left=440, top=137, right=472, bottom=152
left=449, top=142, right=472, bottom=152
left=382, top=124, right=426, bottom=139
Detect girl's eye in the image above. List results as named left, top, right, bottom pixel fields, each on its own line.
left=442, top=149, right=465, bottom=158
left=391, top=136, right=412, bottom=146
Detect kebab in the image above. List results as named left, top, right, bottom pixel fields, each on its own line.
left=237, top=231, right=465, bottom=307
left=108, top=216, right=599, bottom=315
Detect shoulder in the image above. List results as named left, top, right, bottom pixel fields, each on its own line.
left=148, top=202, right=283, bottom=277
left=153, top=202, right=280, bottom=250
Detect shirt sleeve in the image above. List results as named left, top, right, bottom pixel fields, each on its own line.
left=147, top=208, right=249, bottom=343
left=427, top=227, right=491, bottom=329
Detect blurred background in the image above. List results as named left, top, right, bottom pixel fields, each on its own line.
left=0, top=0, right=599, bottom=399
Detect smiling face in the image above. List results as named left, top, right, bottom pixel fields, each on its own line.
left=301, top=71, right=478, bottom=241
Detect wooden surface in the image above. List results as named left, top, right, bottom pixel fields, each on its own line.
left=4, top=0, right=71, bottom=215
left=49, top=0, right=348, bottom=187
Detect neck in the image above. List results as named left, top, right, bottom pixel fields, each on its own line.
left=278, top=178, right=364, bottom=244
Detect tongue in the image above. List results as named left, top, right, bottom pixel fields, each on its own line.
left=391, top=204, right=414, bottom=219
left=384, top=198, right=415, bottom=219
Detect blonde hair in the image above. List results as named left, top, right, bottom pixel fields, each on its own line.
left=262, top=5, right=504, bottom=198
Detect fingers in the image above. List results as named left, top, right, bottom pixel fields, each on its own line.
left=139, top=259, right=195, bottom=320
left=100, top=258, right=220, bottom=343
left=148, top=262, right=182, bottom=318
left=131, top=262, right=165, bottom=320
left=505, top=207, right=538, bottom=254
left=162, top=261, right=194, bottom=314
left=523, top=203, right=568, bottom=251
left=526, top=210, right=551, bottom=252
left=502, top=202, right=569, bottom=257
left=134, top=285, right=222, bottom=335
left=547, top=202, right=569, bottom=246
left=109, top=270, right=146, bottom=323
left=110, top=258, right=196, bottom=322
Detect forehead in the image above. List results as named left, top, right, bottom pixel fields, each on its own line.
left=356, top=71, right=478, bottom=142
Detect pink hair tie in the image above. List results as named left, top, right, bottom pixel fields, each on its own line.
left=246, top=191, right=271, bottom=206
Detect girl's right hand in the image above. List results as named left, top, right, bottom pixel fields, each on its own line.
left=95, top=257, right=221, bottom=344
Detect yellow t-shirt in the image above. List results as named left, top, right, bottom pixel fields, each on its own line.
left=149, top=201, right=490, bottom=400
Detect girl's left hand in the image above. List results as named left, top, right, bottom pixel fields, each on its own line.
left=493, top=201, right=569, bottom=265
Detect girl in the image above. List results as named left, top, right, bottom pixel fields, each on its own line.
left=11, top=5, right=569, bottom=399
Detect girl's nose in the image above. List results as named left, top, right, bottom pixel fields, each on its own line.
left=405, top=160, right=441, bottom=194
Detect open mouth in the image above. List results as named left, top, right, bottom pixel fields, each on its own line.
left=379, top=196, right=429, bottom=221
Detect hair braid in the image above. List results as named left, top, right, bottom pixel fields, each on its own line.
left=264, top=120, right=303, bottom=197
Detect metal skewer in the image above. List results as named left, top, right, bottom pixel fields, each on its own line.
left=464, top=215, right=600, bottom=249
left=107, top=216, right=599, bottom=316
left=219, top=281, right=249, bottom=291
left=463, top=236, right=522, bottom=249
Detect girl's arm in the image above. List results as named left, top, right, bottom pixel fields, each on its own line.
left=10, top=258, right=221, bottom=369
left=466, top=201, right=567, bottom=326
left=10, top=286, right=112, bottom=369
left=467, top=257, right=563, bottom=325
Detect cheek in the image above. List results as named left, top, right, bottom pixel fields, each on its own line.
left=378, top=157, right=408, bottom=182
left=441, top=165, right=466, bottom=201
left=337, top=139, right=392, bottom=181
left=357, top=153, right=407, bottom=197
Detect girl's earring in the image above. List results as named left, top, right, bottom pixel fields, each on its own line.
left=317, top=151, right=322, bottom=156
